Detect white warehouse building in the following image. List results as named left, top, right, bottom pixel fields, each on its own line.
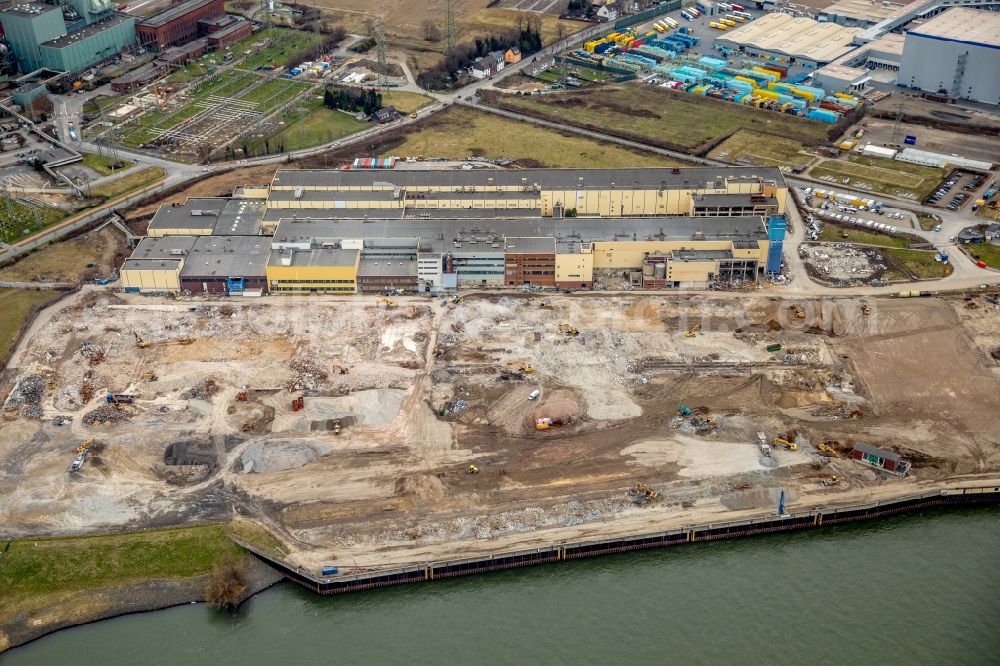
left=898, top=8, right=1000, bottom=105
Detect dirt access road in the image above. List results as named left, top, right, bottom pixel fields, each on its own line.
left=1, top=290, right=999, bottom=574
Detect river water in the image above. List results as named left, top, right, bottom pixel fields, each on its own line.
left=7, top=508, right=1000, bottom=665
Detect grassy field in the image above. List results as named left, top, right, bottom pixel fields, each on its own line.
left=81, top=153, right=134, bottom=176
left=238, top=77, right=311, bottom=114
left=381, top=91, right=433, bottom=114
left=386, top=106, right=685, bottom=167
left=0, top=229, right=119, bottom=284
left=884, top=248, right=953, bottom=279
left=0, top=288, right=59, bottom=365
left=820, top=223, right=909, bottom=248
left=708, top=129, right=816, bottom=168
left=0, top=525, right=245, bottom=613
left=490, top=85, right=830, bottom=154
left=90, top=167, right=165, bottom=200
left=240, top=27, right=323, bottom=71
left=917, top=214, right=940, bottom=231
left=810, top=155, right=945, bottom=200
left=0, top=202, right=66, bottom=244
left=265, top=104, right=367, bottom=152
left=966, top=242, right=1000, bottom=270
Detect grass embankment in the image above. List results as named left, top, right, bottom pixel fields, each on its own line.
left=90, top=167, right=166, bottom=200
left=708, top=128, right=815, bottom=168
left=380, top=91, right=433, bottom=114
left=489, top=84, right=829, bottom=154
left=0, top=202, right=65, bottom=244
left=809, top=155, right=945, bottom=200
left=917, top=214, right=939, bottom=231
left=884, top=248, right=953, bottom=280
left=0, top=288, right=59, bottom=364
left=387, top=105, right=685, bottom=167
left=0, top=526, right=244, bottom=609
left=820, top=223, right=909, bottom=248
left=966, top=242, right=1000, bottom=270
left=81, top=153, right=135, bottom=176
left=0, top=229, right=119, bottom=284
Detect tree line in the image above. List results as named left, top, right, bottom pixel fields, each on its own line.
left=416, top=21, right=544, bottom=91
left=323, top=86, right=383, bottom=115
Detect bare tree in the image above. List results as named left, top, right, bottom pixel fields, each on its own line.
left=204, top=559, right=248, bottom=610
left=422, top=19, right=442, bottom=42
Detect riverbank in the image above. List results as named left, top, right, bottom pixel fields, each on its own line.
left=0, top=525, right=283, bottom=653
left=5, top=507, right=999, bottom=664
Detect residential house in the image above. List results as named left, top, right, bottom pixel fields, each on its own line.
left=373, top=106, right=399, bottom=124
left=504, top=47, right=521, bottom=64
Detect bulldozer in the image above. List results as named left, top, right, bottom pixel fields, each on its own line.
left=558, top=322, right=579, bottom=336
left=684, top=323, right=702, bottom=338
left=821, top=476, right=841, bottom=487
left=378, top=298, right=398, bottom=309
left=817, top=441, right=840, bottom=458
left=633, top=482, right=658, bottom=503
left=861, top=304, right=871, bottom=316
left=142, top=371, right=158, bottom=382
left=467, top=464, right=479, bottom=474
left=506, top=360, right=534, bottom=374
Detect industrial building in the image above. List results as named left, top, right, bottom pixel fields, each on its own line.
left=136, top=0, right=226, bottom=50
left=898, top=8, right=1000, bottom=105
left=0, top=0, right=137, bottom=74
left=713, top=13, right=864, bottom=68
left=122, top=168, right=789, bottom=294
left=267, top=167, right=788, bottom=217
left=180, top=236, right=270, bottom=295
left=819, top=0, right=907, bottom=27
left=812, top=33, right=905, bottom=93
left=146, top=197, right=265, bottom=236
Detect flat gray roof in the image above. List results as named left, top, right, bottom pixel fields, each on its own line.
left=122, top=258, right=182, bottom=272
left=42, top=15, right=134, bottom=50
left=262, top=207, right=543, bottom=222
left=694, top=194, right=779, bottom=207
left=271, top=167, right=786, bottom=191
left=358, top=258, right=418, bottom=277
left=181, top=235, right=271, bottom=278
left=131, top=235, right=198, bottom=259
left=671, top=249, right=735, bottom=261
left=148, top=198, right=264, bottom=235
left=271, top=215, right=766, bottom=255
left=268, top=248, right=358, bottom=268
left=2, top=4, right=60, bottom=17
left=505, top=237, right=556, bottom=254
left=138, top=0, right=218, bottom=29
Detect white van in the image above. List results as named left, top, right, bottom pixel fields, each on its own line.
left=528, top=389, right=541, bottom=400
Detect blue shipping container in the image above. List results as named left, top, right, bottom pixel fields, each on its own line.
left=322, top=567, right=339, bottom=575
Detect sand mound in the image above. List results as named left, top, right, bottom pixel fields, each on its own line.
left=394, top=474, right=445, bottom=500
left=531, top=389, right=582, bottom=422
left=775, top=390, right=834, bottom=408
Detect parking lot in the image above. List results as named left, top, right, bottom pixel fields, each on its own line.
left=925, top=170, right=990, bottom=211
left=797, top=186, right=916, bottom=242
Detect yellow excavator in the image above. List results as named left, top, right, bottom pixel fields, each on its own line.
left=558, top=322, right=579, bottom=336
left=861, top=304, right=871, bottom=316
left=789, top=304, right=805, bottom=319
left=636, top=482, right=658, bottom=501
left=143, top=371, right=158, bottom=382
left=134, top=332, right=149, bottom=349
left=332, top=364, right=350, bottom=375
left=506, top=360, right=534, bottom=374
left=467, top=464, right=480, bottom=474
left=684, top=323, right=702, bottom=338
left=378, top=298, right=398, bottom=309
left=774, top=437, right=797, bottom=451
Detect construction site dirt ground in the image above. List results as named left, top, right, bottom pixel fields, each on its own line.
left=2, top=290, right=999, bottom=574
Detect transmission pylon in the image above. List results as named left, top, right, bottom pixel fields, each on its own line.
left=445, top=0, right=455, bottom=52
left=375, top=23, right=388, bottom=87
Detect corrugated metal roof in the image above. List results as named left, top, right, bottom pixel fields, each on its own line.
left=853, top=442, right=901, bottom=462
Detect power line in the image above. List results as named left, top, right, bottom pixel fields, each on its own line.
left=445, top=0, right=455, bottom=53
